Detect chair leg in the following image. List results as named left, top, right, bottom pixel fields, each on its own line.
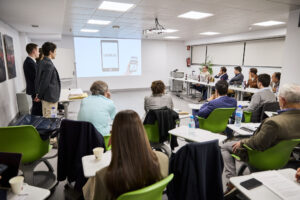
left=237, top=163, right=248, bottom=176
left=20, top=164, right=35, bottom=185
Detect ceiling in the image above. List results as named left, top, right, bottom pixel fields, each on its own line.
left=0, top=0, right=300, bottom=41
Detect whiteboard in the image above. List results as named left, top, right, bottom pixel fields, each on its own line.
left=206, top=42, right=244, bottom=65
left=244, top=38, right=285, bottom=67
left=191, top=45, right=206, bottom=64
left=52, top=48, right=75, bottom=78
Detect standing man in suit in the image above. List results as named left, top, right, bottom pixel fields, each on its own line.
left=23, top=43, right=42, bottom=116
left=35, top=42, right=61, bottom=118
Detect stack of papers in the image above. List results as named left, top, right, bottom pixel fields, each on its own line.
left=68, top=88, right=88, bottom=100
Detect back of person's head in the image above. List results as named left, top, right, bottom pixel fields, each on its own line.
left=215, top=80, right=228, bottom=95
left=221, top=67, right=227, bottom=73
left=90, top=80, right=108, bottom=95
left=105, top=110, right=162, bottom=198
left=257, top=74, right=271, bottom=87
left=36, top=48, right=44, bottom=62
left=42, top=42, right=56, bottom=56
left=26, top=43, right=38, bottom=54
left=250, top=68, right=257, bottom=75
left=279, top=84, right=300, bottom=104
left=234, top=66, right=242, bottom=73
left=203, top=65, right=208, bottom=69
left=151, top=80, right=165, bottom=95
left=275, top=72, right=281, bottom=81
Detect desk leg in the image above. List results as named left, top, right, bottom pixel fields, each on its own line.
left=207, top=86, right=212, bottom=98
left=63, top=102, right=70, bottom=119
left=240, top=92, right=244, bottom=101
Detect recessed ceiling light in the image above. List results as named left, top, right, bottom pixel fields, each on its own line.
left=200, top=32, right=220, bottom=35
left=253, top=20, right=285, bottom=27
left=88, top=19, right=111, bottom=25
left=164, top=36, right=180, bottom=39
left=99, top=1, right=135, bottom=12
left=80, top=29, right=99, bottom=33
left=178, top=11, right=213, bottom=20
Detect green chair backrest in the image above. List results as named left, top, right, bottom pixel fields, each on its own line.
left=144, top=121, right=160, bottom=143
left=0, top=125, right=49, bottom=164
left=246, top=139, right=300, bottom=170
left=243, top=111, right=252, bottom=123
left=197, top=108, right=236, bottom=133
left=103, top=135, right=111, bottom=151
left=117, top=174, right=174, bottom=200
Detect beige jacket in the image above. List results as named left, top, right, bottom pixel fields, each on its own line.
left=83, top=151, right=169, bottom=200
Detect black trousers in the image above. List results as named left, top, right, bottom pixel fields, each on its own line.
left=31, top=94, right=43, bottom=116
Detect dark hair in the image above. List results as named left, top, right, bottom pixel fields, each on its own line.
left=151, top=80, right=165, bottom=95
left=215, top=80, right=228, bottom=95
left=250, top=68, right=257, bottom=75
left=258, top=74, right=271, bottom=87
left=203, top=65, right=209, bottom=69
left=26, top=43, right=38, bottom=54
left=36, top=48, right=44, bottom=62
left=42, top=42, right=57, bottom=56
left=221, top=67, right=227, bottom=73
left=90, top=80, right=108, bottom=95
left=274, top=72, right=281, bottom=81
left=105, top=110, right=162, bottom=198
left=234, top=66, right=242, bottom=73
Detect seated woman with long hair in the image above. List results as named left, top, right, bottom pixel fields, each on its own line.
left=83, top=110, right=169, bottom=200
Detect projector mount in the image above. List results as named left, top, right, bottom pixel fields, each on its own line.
left=143, top=18, right=166, bottom=35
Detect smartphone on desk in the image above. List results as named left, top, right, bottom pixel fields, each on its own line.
left=240, top=178, right=262, bottom=190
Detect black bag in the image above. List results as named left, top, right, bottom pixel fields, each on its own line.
left=12, top=114, right=61, bottom=140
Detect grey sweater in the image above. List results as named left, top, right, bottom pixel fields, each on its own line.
left=144, top=94, right=173, bottom=113
left=245, top=88, right=277, bottom=112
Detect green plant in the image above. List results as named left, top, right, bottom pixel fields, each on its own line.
left=200, top=57, right=213, bottom=75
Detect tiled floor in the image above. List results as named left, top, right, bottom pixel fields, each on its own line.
left=38, top=89, right=234, bottom=199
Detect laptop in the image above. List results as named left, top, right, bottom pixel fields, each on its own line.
left=0, top=152, right=22, bottom=188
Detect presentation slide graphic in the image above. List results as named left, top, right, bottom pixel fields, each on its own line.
left=74, top=37, right=141, bottom=77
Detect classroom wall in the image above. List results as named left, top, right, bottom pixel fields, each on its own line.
left=0, top=20, right=28, bottom=126
left=281, top=9, right=300, bottom=86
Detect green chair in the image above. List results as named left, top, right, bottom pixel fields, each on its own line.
left=144, top=122, right=171, bottom=157
left=117, top=174, right=174, bottom=200
left=243, top=111, right=252, bottom=123
left=197, top=108, right=236, bottom=133
left=0, top=125, right=57, bottom=189
left=232, top=139, right=300, bottom=174
left=104, top=134, right=111, bottom=151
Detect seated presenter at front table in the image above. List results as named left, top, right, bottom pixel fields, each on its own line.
left=77, top=80, right=116, bottom=136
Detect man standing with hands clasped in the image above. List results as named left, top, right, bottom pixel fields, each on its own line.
left=35, top=42, right=61, bottom=118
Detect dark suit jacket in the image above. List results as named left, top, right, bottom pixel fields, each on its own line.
left=197, top=96, right=237, bottom=119
left=215, top=73, right=228, bottom=81
left=35, top=57, right=61, bottom=103
left=23, top=57, right=37, bottom=95
left=229, top=73, right=244, bottom=85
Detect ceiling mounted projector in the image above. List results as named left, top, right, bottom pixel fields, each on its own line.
left=143, top=18, right=166, bottom=35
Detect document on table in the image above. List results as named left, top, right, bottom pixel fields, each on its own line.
left=252, top=170, right=300, bottom=200
left=241, top=123, right=260, bottom=132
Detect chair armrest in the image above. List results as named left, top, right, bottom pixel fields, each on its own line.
left=196, top=116, right=205, bottom=128
left=243, top=111, right=252, bottom=123
left=242, top=143, right=254, bottom=151
left=231, top=154, right=241, bottom=161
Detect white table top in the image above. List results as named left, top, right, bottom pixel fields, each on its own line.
left=188, top=103, right=203, bottom=110
left=59, top=89, right=73, bottom=102
left=7, top=184, right=50, bottom=200
left=82, top=151, right=112, bottom=178
left=168, top=126, right=227, bottom=145
left=227, top=123, right=261, bottom=136
left=265, top=111, right=278, bottom=118
left=229, top=86, right=259, bottom=94
left=230, top=168, right=298, bottom=200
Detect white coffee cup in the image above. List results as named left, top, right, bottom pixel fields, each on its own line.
left=9, top=176, right=24, bottom=194
left=93, top=147, right=104, bottom=160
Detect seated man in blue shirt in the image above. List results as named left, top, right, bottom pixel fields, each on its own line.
left=197, top=80, right=237, bottom=119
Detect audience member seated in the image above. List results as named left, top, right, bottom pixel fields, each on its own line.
left=229, top=66, right=244, bottom=85
left=244, top=74, right=276, bottom=112
left=221, top=83, right=300, bottom=194
left=271, top=72, right=281, bottom=93
left=144, top=80, right=173, bottom=113
left=83, top=110, right=169, bottom=200
left=246, top=68, right=258, bottom=88
left=214, top=66, right=228, bottom=81
left=197, top=80, right=237, bottom=119
left=78, top=81, right=116, bottom=136
left=194, top=65, right=210, bottom=100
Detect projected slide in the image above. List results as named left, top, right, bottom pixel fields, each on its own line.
left=74, top=37, right=141, bottom=77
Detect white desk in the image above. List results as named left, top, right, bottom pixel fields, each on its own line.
left=82, top=151, right=112, bottom=178
left=238, top=101, right=250, bottom=107
left=188, top=103, right=203, bottom=110
left=7, top=184, right=50, bottom=200
left=227, top=123, right=260, bottom=136
left=265, top=111, right=278, bottom=118
left=230, top=168, right=298, bottom=200
left=168, top=126, right=227, bottom=145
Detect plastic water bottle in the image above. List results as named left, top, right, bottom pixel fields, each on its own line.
left=235, top=105, right=243, bottom=127
left=50, top=107, right=57, bottom=118
left=188, top=115, right=196, bottom=134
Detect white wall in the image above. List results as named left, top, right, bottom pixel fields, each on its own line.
left=0, top=20, right=27, bottom=126
left=281, top=9, right=300, bottom=86
left=77, top=39, right=186, bottom=91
